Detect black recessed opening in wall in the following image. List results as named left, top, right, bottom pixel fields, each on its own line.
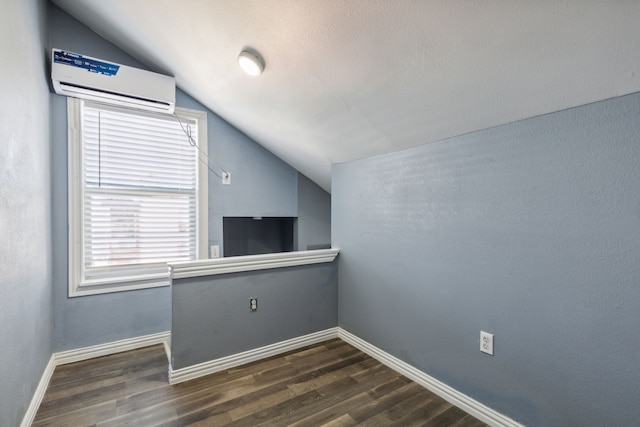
left=223, top=217, right=295, bottom=257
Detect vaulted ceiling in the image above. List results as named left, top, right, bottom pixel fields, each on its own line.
left=51, top=0, right=640, bottom=192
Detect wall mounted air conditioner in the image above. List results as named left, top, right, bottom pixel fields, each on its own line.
left=51, top=48, right=175, bottom=114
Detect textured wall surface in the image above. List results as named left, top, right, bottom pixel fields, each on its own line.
left=49, top=4, right=302, bottom=352
left=296, top=173, right=331, bottom=250
left=171, top=263, right=338, bottom=369
left=0, top=0, right=53, bottom=425
left=333, top=93, right=640, bottom=426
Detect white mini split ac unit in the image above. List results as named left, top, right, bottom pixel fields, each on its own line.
left=51, top=48, right=176, bottom=114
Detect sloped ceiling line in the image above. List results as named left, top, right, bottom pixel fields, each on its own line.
left=52, top=0, right=640, bottom=192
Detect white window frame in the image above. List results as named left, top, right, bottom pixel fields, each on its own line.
left=67, top=98, right=208, bottom=296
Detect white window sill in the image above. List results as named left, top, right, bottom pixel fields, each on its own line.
left=168, top=248, right=340, bottom=280
left=70, top=273, right=170, bottom=297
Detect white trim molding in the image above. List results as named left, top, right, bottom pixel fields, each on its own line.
left=337, top=328, right=524, bottom=427
left=169, top=248, right=340, bottom=280
left=55, top=331, right=170, bottom=366
left=169, top=328, right=339, bottom=384
left=20, top=354, right=56, bottom=427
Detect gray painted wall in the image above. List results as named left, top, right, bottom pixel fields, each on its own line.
left=296, top=174, right=331, bottom=251
left=0, top=0, right=53, bottom=426
left=171, top=263, right=338, bottom=369
left=49, top=4, right=302, bottom=352
left=333, top=93, right=640, bottom=426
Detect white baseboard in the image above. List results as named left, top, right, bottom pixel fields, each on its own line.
left=55, top=331, right=170, bottom=365
left=20, top=354, right=56, bottom=427
left=169, top=327, right=339, bottom=384
left=337, top=328, right=523, bottom=427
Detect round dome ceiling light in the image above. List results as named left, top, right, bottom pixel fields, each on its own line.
left=238, top=50, right=265, bottom=77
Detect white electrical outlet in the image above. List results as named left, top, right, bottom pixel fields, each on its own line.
left=480, top=331, right=494, bottom=355
left=222, top=172, right=231, bottom=185
left=210, top=245, right=220, bottom=258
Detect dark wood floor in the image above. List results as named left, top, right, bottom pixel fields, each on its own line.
left=33, top=339, right=488, bottom=426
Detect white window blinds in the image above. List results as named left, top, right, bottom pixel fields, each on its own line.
left=81, top=103, right=198, bottom=271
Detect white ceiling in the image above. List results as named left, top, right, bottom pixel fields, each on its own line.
left=52, top=0, right=640, bottom=192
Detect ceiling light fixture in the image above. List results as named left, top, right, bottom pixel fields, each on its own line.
left=238, top=49, right=265, bottom=77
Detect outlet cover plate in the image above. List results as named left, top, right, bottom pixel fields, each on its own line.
left=210, top=245, right=220, bottom=258
left=480, top=331, right=494, bottom=355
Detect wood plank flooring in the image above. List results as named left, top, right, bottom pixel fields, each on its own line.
left=33, top=339, right=489, bottom=426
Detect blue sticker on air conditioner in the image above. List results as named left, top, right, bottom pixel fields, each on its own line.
left=53, top=50, right=120, bottom=76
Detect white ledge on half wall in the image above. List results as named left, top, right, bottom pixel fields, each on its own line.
left=168, top=248, right=340, bottom=280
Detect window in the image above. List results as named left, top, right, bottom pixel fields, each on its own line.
left=68, top=99, right=208, bottom=296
